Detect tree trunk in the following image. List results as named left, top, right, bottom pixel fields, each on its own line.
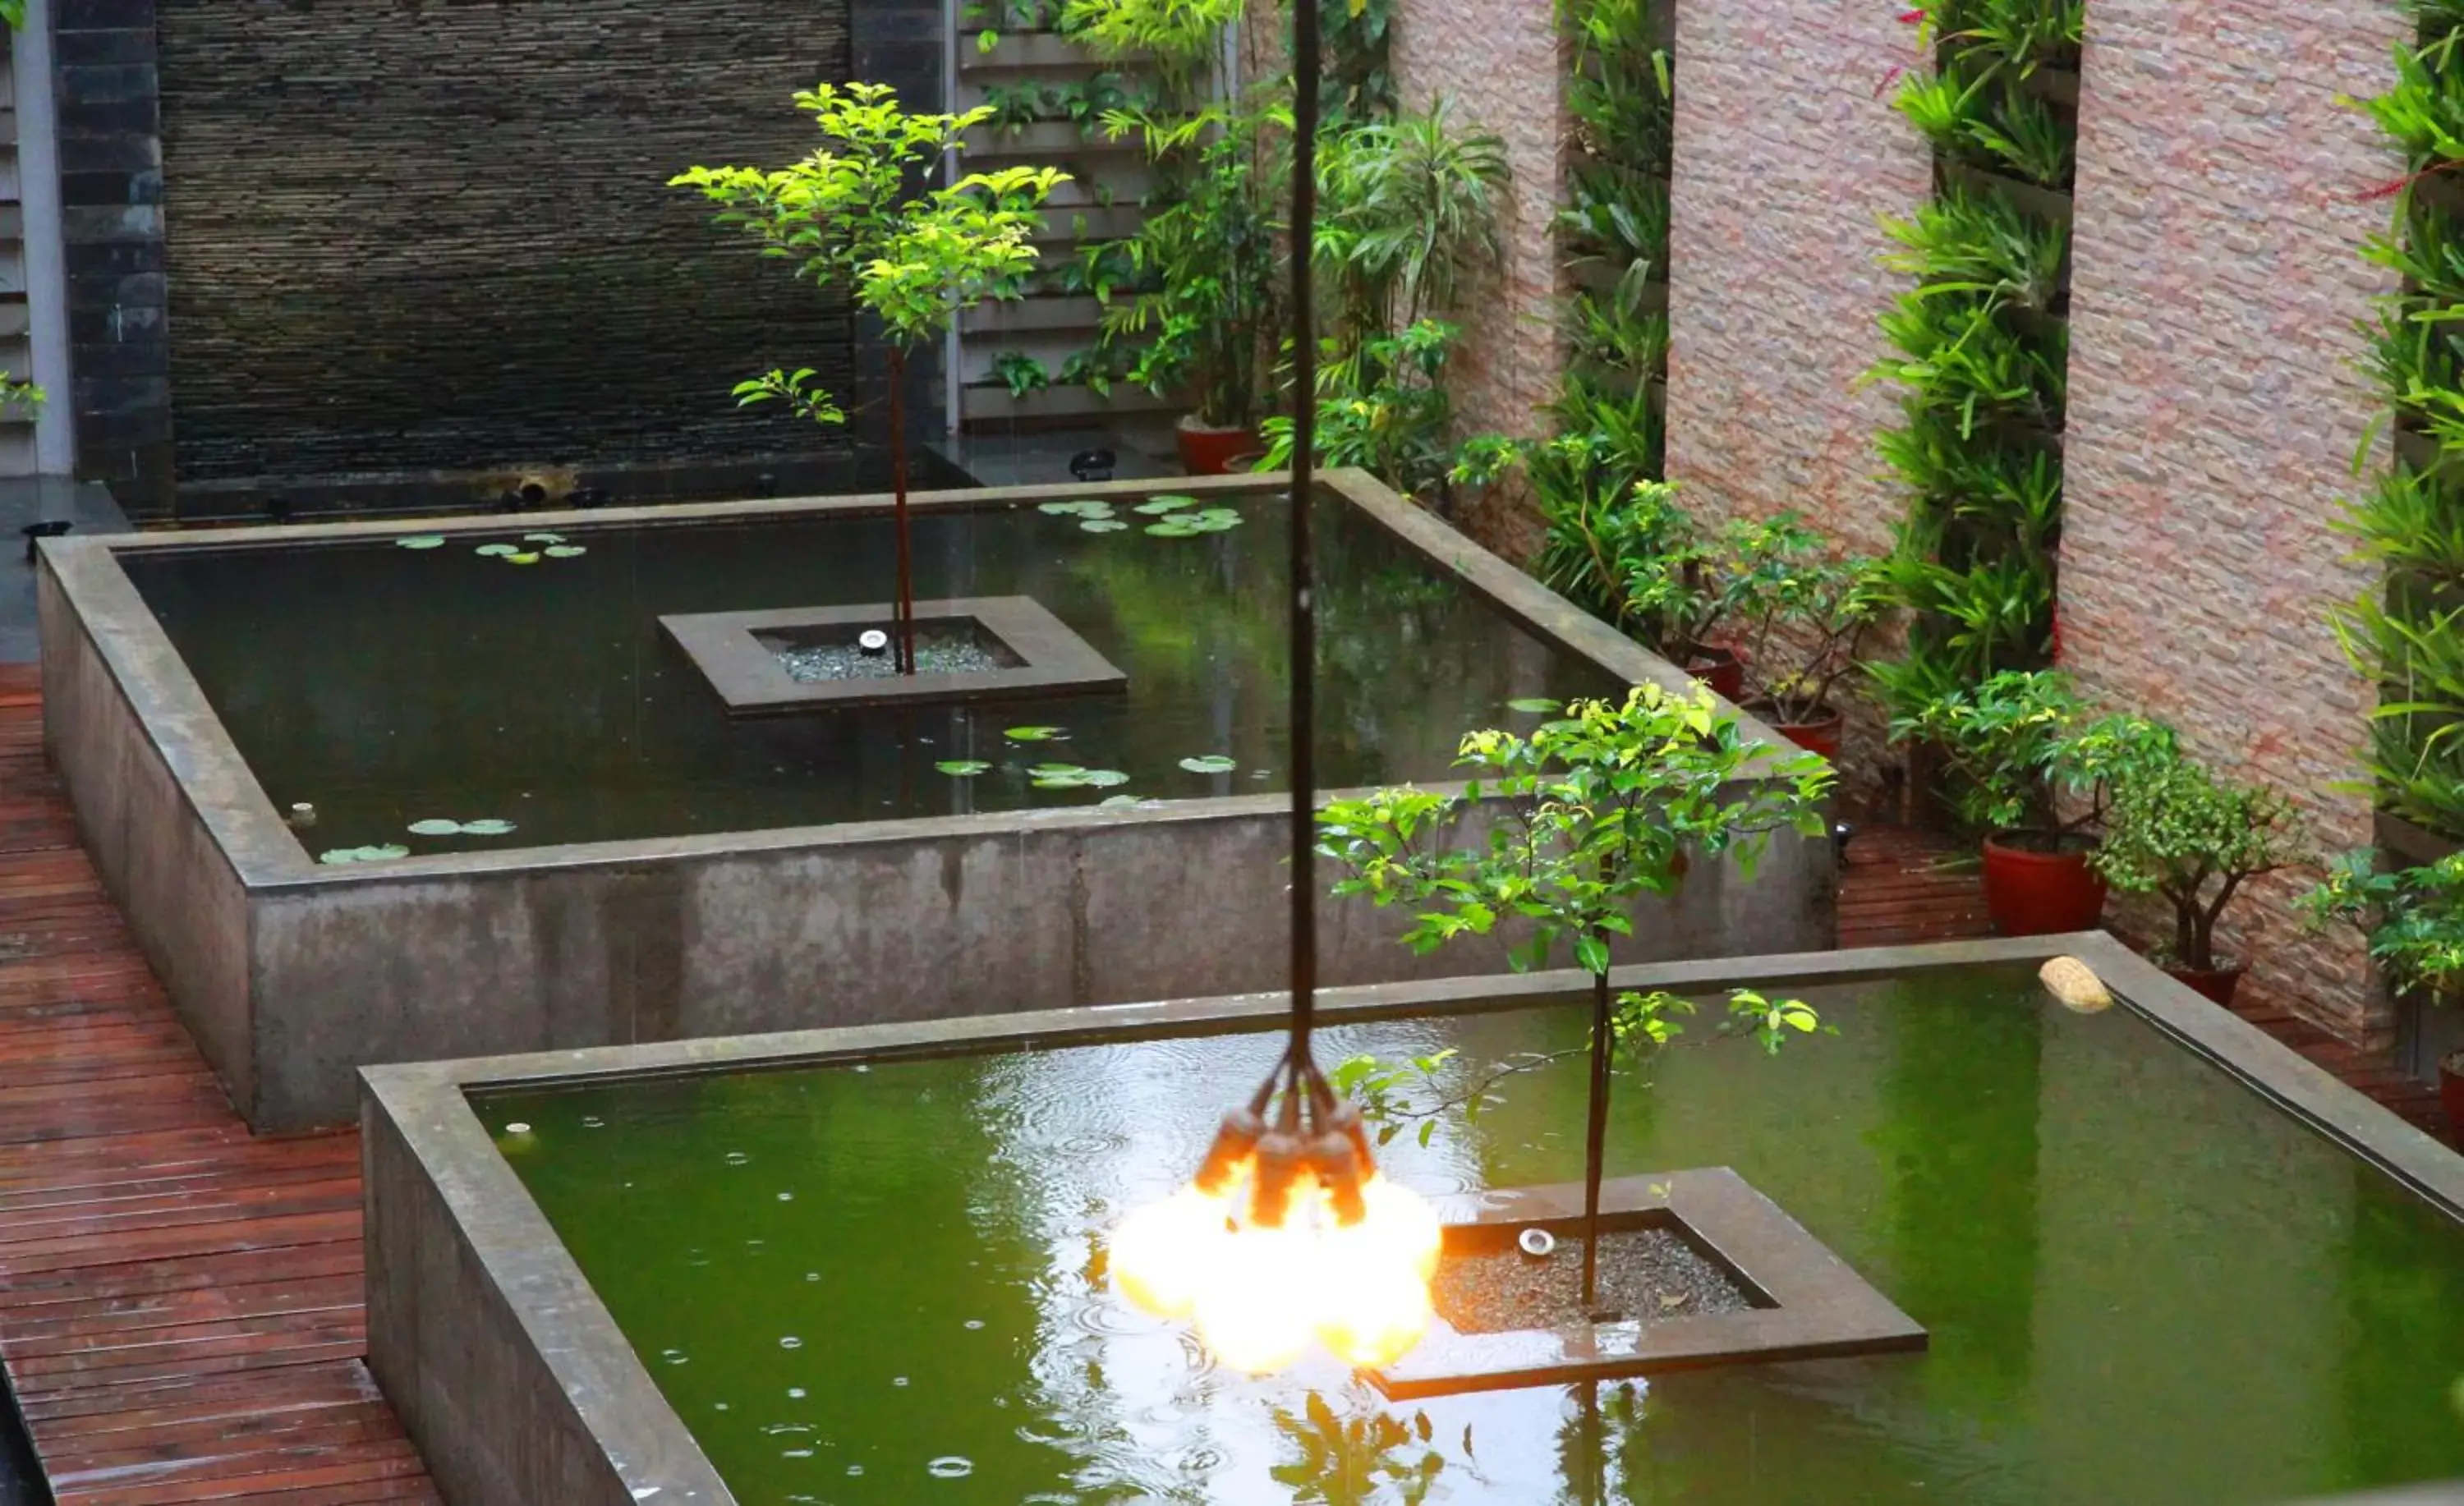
left=887, top=345, right=917, bottom=675
left=1580, top=965, right=1613, bottom=1313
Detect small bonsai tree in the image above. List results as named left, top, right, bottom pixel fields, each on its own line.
left=674, top=83, right=1065, bottom=672
left=1316, top=683, right=1832, bottom=1309
left=2089, top=746, right=2311, bottom=974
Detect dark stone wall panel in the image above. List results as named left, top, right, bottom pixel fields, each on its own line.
left=157, top=0, right=860, bottom=489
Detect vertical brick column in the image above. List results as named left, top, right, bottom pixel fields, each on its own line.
left=1661, top=0, right=1924, bottom=561
left=53, top=0, right=170, bottom=517
left=1391, top=0, right=1566, bottom=557
left=2061, top=0, right=2402, bottom=1042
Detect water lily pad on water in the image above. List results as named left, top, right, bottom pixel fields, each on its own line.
left=1507, top=697, right=1563, bottom=714
left=458, top=819, right=517, bottom=837
left=522, top=531, right=567, bottom=544
left=395, top=535, right=445, bottom=550
left=1179, top=755, right=1237, bottom=774
left=1080, top=519, right=1128, bottom=534
left=1133, top=497, right=1196, bottom=516
left=1038, top=499, right=1115, bottom=519
left=543, top=544, right=588, bottom=558
left=935, top=760, right=992, bottom=777
left=1145, top=521, right=1198, bottom=537
left=1184, top=507, right=1243, bottom=532
left=1004, top=725, right=1065, bottom=742
left=1032, top=764, right=1130, bottom=790
left=407, top=819, right=463, bottom=837
left=505, top=552, right=543, bottom=565
left=1099, top=794, right=1142, bottom=808
left=319, top=844, right=411, bottom=865
left=475, top=543, right=518, bottom=557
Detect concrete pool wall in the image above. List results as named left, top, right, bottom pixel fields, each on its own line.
left=356, top=934, right=2464, bottom=1506
left=39, top=469, right=1835, bottom=1130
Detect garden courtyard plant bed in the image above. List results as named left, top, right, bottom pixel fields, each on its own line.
left=34, top=469, right=1833, bottom=1129
left=364, top=934, right=2464, bottom=1506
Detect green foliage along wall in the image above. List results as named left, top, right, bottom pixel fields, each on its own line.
left=1557, top=0, right=1672, bottom=473
left=2342, top=9, right=2464, bottom=838
left=1869, top=1, right=2084, bottom=719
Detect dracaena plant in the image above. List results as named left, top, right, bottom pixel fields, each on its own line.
left=672, top=81, right=1065, bottom=673
left=2090, top=747, right=2312, bottom=973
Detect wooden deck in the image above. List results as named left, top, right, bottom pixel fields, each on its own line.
left=0, top=663, right=2446, bottom=1502
left=0, top=664, right=438, bottom=1505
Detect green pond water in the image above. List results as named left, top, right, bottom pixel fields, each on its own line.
left=121, top=488, right=1617, bottom=854
left=480, top=966, right=2464, bottom=1505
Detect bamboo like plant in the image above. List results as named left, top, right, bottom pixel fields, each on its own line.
left=673, top=83, right=1065, bottom=672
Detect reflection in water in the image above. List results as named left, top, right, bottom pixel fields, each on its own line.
left=483, top=971, right=2464, bottom=1504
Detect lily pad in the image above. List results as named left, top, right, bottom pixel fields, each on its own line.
left=1182, top=508, right=1243, bottom=533
left=318, top=843, right=411, bottom=865
left=1004, top=725, right=1065, bottom=742
left=1145, top=493, right=1201, bottom=511
left=1133, top=497, right=1196, bottom=516
left=1179, top=755, right=1237, bottom=774
left=1037, top=499, right=1115, bottom=518
left=1079, top=519, right=1128, bottom=534
left=407, top=819, right=464, bottom=836
left=543, top=544, right=588, bottom=558
left=1031, top=764, right=1130, bottom=790
left=505, top=552, right=543, bottom=565
left=1506, top=697, right=1563, bottom=714
left=1027, top=763, right=1087, bottom=778
left=1078, top=768, right=1130, bottom=787
left=475, top=543, right=518, bottom=557
left=458, top=819, right=517, bottom=837
left=935, top=760, right=992, bottom=777
left=522, top=531, right=567, bottom=544
left=1099, top=794, right=1142, bottom=808
left=1145, top=521, right=1199, bottom=538
left=395, top=535, right=445, bottom=550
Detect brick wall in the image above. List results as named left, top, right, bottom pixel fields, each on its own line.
left=1391, top=0, right=1566, bottom=560
left=1660, top=0, right=1928, bottom=782
left=2060, top=0, right=2403, bottom=1043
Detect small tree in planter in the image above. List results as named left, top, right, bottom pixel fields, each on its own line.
left=2087, top=746, right=2311, bottom=1004
left=674, top=83, right=1065, bottom=672
left=1315, top=684, right=1832, bottom=1311
left=1890, top=670, right=2171, bottom=936
left=2305, top=850, right=2464, bottom=1127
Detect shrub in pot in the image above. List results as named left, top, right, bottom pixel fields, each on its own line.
left=2089, top=746, right=2310, bottom=1005
left=1891, top=670, right=2169, bottom=936
left=1727, top=524, right=1878, bottom=760
left=2305, top=849, right=2464, bottom=1129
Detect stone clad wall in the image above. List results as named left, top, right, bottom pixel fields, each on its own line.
left=1390, top=0, right=1566, bottom=560
left=2058, top=0, right=2404, bottom=1041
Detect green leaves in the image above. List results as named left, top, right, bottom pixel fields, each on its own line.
left=1003, top=724, right=1065, bottom=742
left=406, top=818, right=517, bottom=838
left=1318, top=683, right=1833, bottom=979
left=1178, top=754, right=1237, bottom=774
left=395, top=535, right=444, bottom=550
left=1027, top=763, right=1129, bottom=789
left=1143, top=506, right=1243, bottom=538
left=475, top=544, right=517, bottom=558
left=318, top=844, right=410, bottom=865
left=936, top=760, right=992, bottom=777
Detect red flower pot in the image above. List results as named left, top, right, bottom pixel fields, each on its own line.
left=1685, top=644, right=1745, bottom=701
left=2163, top=962, right=2247, bottom=1007
left=1980, top=833, right=2107, bottom=937
left=1175, top=416, right=1257, bottom=476
left=1747, top=701, right=1843, bottom=760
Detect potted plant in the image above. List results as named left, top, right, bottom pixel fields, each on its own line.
left=1726, top=521, right=1877, bottom=760
left=2089, top=745, right=2311, bottom=1004
left=1315, top=684, right=1832, bottom=1311
left=1892, top=670, right=2169, bottom=936
left=2305, top=849, right=2464, bottom=1128
left=1099, top=90, right=1287, bottom=473
left=673, top=82, right=1065, bottom=672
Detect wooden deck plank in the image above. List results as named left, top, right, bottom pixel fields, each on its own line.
left=0, top=687, right=441, bottom=1502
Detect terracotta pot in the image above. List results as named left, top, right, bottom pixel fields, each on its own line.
left=1747, top=701, right=1843, bottom=760
left=2442, top=1050, right=2464, bottom=1136
left=1683, top=644, right=1745, bottom=702
left=1175, top=416, right=1257, bottom=476
left=2163, top=962, right=2247, bottom=1007
left=1979, top=832, right=2107, bottom=937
